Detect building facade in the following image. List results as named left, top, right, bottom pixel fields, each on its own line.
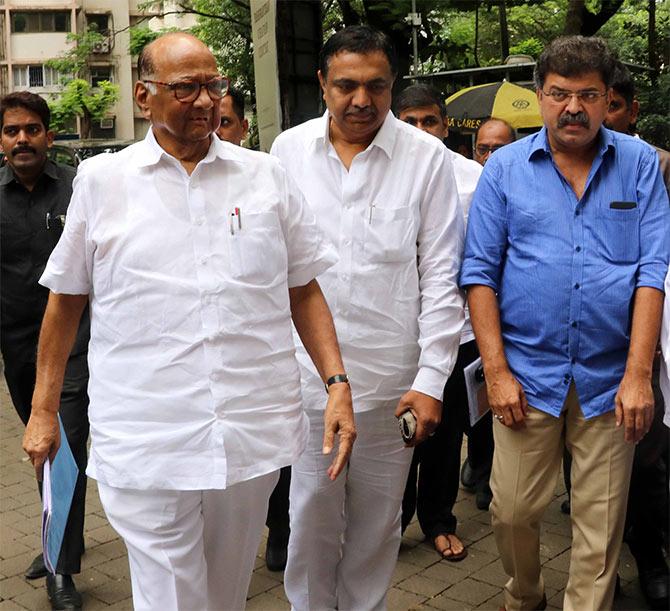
left=0, top=1, right=196, bottom=141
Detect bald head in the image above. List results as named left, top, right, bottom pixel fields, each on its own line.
left=138, top=32, right=215, bottom=81
left=474, top=118, right=515, bottom=166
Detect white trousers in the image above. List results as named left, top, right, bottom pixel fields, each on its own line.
left=285, top=406, right=414, bottom=611
left=98, top=470, right=279, bottom=611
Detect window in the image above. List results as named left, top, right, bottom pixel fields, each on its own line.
left=11, top=11, right=71, bottom=33
left=13, top=65, right=67, bottom=88
left=90, top=66, right=113, bottom=87
left=86, top=14, right=110, bottom=36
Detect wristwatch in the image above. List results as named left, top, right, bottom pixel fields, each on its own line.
left=325, top=373, right=349, bottom=393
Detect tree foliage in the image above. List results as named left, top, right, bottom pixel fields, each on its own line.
left=45, top=28, right=120, bottom=138
left=45, top=28, right=106, bottom=77
left=129, top=26, right=162, bottom=56
left=133, top=0, right=669, bottom=147
left=48, top=80, right=120, bottom=137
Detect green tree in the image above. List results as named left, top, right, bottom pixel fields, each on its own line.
left=48, top=80, right=120, bottom=139
left=45, top=27, right=121, bottom=138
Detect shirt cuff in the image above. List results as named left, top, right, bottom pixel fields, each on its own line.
left=287, top=245, right=338, bottom=288
left=411, top=367, right=448, bottom=402
left=39, top=268, right=90, bottom=295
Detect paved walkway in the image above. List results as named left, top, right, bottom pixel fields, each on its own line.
left=0, top=377, right=650, bottom=610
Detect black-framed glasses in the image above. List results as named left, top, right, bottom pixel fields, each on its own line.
left=475, top=144, right=503, bottom=156
left=143, top=76, right=229, bottom=103
left=542, top=89, right=608, bottom=104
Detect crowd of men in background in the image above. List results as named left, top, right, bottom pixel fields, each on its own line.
left=1, top=24, right=669, bottom=611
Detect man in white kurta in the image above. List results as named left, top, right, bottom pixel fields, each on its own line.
left=22, top=33, right=355, bottom=611
left=271, top=26, right=464, bottom=610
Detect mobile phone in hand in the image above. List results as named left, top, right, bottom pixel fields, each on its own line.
left=398, top=410, right=417, bottom=443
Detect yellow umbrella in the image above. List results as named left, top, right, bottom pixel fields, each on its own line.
left=444, top=81, right=542, bottom=133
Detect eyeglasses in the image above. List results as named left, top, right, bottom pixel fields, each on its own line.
left=475, top=145, right=503, bottom=156
left=143, top=76, right=229, bottom=103
left=542, top=89, right=608, bottom=104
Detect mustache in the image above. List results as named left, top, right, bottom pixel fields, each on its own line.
left=346, top=108, right=376, bottom=117
left=12, top=145, right=37, bottom=155
left=558, top=112, right=589, bottom=128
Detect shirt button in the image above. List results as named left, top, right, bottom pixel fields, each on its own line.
left=564, top=373, right=570, bottom=380
left=571, top=358, right=576, bottom=364
left=571, top=321, right=577, bottom=328
left=199, top=256, right=207, bottom=264
left=575, top=210, right=581, bottom=216
left=195, top=217, right=205, bottom=225
left=575, top=246, right=581, bottom=252
left=574, top=283, right=580, bottom=289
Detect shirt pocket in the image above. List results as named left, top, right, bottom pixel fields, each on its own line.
left=363, top=205, right=415, bottom=264
left=228, top=210, right=287, bottom=283
left=595, top=206, right=640, bottom=264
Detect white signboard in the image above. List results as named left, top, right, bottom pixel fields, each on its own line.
left=250, top=0, right=282, bottom=152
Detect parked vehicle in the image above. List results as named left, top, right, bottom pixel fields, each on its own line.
left=47, top=139, right=134, bottom=167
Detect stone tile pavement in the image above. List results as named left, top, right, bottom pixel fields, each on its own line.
left=0, top=378, right=651, bottom=610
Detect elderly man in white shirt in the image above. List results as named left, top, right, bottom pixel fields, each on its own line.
left=22, top=32, right=355, bottom=611
left=271, top=26, right=464, bottom=610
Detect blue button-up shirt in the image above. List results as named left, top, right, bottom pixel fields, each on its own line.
left=460, top=127, right=669, bottom=418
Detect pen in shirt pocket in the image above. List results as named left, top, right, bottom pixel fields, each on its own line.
left=229, top=207, right=241, bottom=235
left=368, top=202, right=376, bottom=224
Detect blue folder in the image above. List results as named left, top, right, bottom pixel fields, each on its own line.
left=41, top=415, right=79, bottom=574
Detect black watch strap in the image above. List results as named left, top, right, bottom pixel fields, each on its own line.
left=325, top=373, right=349, bottom=393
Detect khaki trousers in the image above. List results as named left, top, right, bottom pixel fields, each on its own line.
left=490, top=384, right=635, bottom=611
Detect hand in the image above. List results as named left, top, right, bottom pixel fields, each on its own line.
left=322, top=383, right=356, bottom=480
left=486, top=368, right=528, bottom=428
left=615, top=371, right=654, bottom=443
left=394, top=390, right=441, bottom=446
left=22, top=409, right=60, bottom=481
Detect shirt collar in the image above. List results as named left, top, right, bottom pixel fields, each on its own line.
left=0, top=157, right=58, bottom=185
left=312, top=110, right=397, bottom=160
left=135, top=127, right=242, bottom=168
left=528, top=125, right=615, bottom=161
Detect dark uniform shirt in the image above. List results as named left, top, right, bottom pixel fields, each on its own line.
left=0, top=159, right=89, bottom=364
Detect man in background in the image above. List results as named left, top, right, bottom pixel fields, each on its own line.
left=604, top=60, right=669, bottom=610
left=604, top=62, right=670, bottom=192
left=395, top=83, right=488, bottom=561
left=1, top=91, right=89, bottom=610
left=215, top=86, right=249, bottom=146
left=473, top=117, right=515, bottom=166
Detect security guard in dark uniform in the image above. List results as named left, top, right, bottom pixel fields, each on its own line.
left=1, top=91, right=89, bottom=611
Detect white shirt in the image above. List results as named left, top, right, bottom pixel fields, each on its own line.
left=271, top=111, right=464, bottom=412
left=40, top=130, right=337, bottom=490
left=660, top=266, right=670, bottom=428
left=446, top=149, right=482, bottom=345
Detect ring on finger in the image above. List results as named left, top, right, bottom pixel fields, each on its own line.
left=494, top=413, right=504, bottom=421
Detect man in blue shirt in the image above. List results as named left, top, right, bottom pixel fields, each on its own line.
left=460, top=36, right=669, bottom=611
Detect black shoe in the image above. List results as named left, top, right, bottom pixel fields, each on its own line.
left=560, top=499, right=571, bottom=515
left=25, top=553, right=48, bottom=580
left=636, top=555, right=669, bottom=609
left=476, top=482, right=493, bottom=511
left=46, top=574, right=82, bottom=611
left=265, top=540, right=288, bottom=572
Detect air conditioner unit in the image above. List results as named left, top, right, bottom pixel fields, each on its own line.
left=99, top=118, right=114, bottom=129
left=92, top=40, right=110, bottom=54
